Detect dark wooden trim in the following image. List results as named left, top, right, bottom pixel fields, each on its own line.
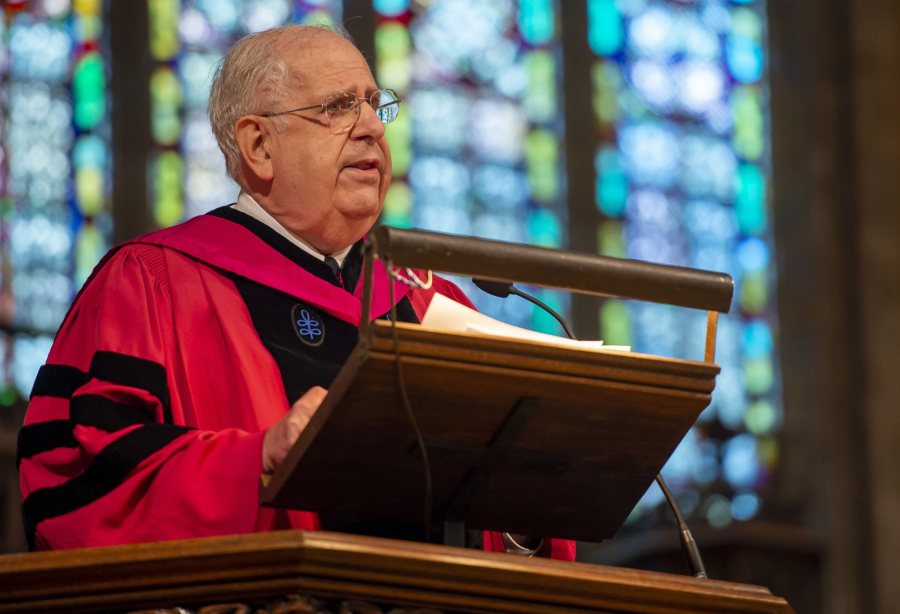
left=109, top=0, right=152, bottom=243
left=0, top=530, right=794, bottom=613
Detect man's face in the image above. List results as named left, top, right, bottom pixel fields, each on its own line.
left=261, top=35, right=392, bottom=254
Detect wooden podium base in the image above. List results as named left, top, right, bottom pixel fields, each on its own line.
left=0, top=530, right=794, bottom=613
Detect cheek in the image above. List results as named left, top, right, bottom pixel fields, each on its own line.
left=380, top=145, right=393, bottom=196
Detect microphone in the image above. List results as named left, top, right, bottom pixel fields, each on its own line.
left=472, top=278, right=709, bottom=579
left=472, top=279, right=576, bottom=340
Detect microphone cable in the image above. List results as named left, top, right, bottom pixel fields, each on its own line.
left=388, top=262, right=434, bottom=543
left=472, top=278, right=708, bottom=578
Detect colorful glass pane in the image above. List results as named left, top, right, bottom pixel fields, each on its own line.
left=0, top=1, right=111, bottom=404
left=589, top=0, right=779, bottom=524
left=148, top=1, right=343, bottom=225
left=373, top=0, right=567, bottom=331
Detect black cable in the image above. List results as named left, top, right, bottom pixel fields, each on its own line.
left=472, top=278, right=709, bottom=577
left=655, top=474, right=708, bottom=579
left=508, top=287, right=577, bottom=340
left=388, top=262, right=434, bottom=542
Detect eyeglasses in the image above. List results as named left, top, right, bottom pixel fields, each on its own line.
left=260, top=88, right=401, bottom=134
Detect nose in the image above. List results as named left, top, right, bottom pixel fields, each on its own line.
left=350, top=98, right=385, bottom=139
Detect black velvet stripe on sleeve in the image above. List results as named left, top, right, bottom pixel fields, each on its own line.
left=16, top=421, right=77, bottom=468
left=70, top=395, right=155, bottom=432
left=89, top=351, right=173, bottom=424
left=29, top=364, right=89, bottom=399
left=21, top=422, right=192, bottom=550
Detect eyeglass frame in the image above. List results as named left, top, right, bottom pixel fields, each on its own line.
left=258, top=88, right=401, bottom=133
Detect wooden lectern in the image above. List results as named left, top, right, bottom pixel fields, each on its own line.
left=0, top=228, right=795, bottom=613
left=260, top=227, right=733, bottom=543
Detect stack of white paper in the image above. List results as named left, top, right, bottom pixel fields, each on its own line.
left=420, top=293, right=630, bottom=353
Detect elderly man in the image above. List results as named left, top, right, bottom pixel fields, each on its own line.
left=17, top=25, right=574, bottom=560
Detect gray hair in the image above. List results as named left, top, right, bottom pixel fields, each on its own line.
left=208, top=24, right=352, bottom=182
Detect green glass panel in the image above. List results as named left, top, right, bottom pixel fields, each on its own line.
left=376, top=23, right=411, bottom=92
left=734, top=163, right=766, bottom=234
left=524, top=51, right=556, bottom=122
left=382, top=181, right=412, bottom=228
left=73, top=52, right=105, bottom=130
left=732, top=86, right=764, bottom=161
left=597, top=220, right=625, bottom=257
left=519, top=0, right=555, bottom=46
left=758, top=436, right=778, bottom=469
left=305, top=10, right=337, bottom=27
left=745, top=399, right=777, bottom=435
left=600, top=299, right=631, bottom=345
left=744, top=356, right=773, bottom=395
left=153, top=151, right=184, bottom=228
left=75, top=223, right=105, bottom=286
left=151, top=67, right=182, bottom=146
left=588, top=0, right=623, bottom=57
left=75, top=167, right=103, bottom=216
left=0, top=385, right=17, bottom=407
left=148, top=0, right=180, bottom=61
left=732, top=7, right=763, bottom=40
left=528, top=208, right=561, bottom=247
left=385, top=111, right=411, bottom=176
left=740, top=270, right=768, bottom=314
left=74, top=14, right=102, bottom=43
left=592, top=61, right=622, bottom=124
left=706, top=496, right=734, bottom=528
left=526, top=129, right=558, bottom=203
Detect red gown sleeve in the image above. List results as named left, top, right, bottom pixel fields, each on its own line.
left=410, top=277, right=577, bottom=562
left=18, top=245, right=316, bottom=550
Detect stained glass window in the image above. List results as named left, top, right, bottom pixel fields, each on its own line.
left=0, top=0, right=111, bottom=405
left=373, top=0, right=569, bottom=330
left=589, top=0, right=778, bottom=527
left=147, top=0, right=343, bottom=228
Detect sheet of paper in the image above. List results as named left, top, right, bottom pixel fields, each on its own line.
left=421, top=293, right=630, bottom=352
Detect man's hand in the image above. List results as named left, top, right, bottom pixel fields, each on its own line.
left=262, top=386, right=328, bottom=473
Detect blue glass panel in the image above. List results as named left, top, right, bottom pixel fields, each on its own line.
left=12, top=335, right=54, bottom=398
left=588, top=0, right=623, bottom=56
left=374, top=0, right=410, bottom=17
left=9, top=16, right=71, bottom=82
left=519, top=0, right=555, bottom=46
left=409, top=88, right=470, bottom=153
left=620, top=122, right=680, bottom=188
left=723, top=433, right=759, bottom=489
left=243, top=0, right=293, bottom=32
left=731, top=491, right=760, bottom=521
left=743, top=319, right=773, bottom=358
left=472, top=164, right=529, bottom=211
left=704, top=493, right=733, bottom=527
left=627, top=6, right=676, bottom=59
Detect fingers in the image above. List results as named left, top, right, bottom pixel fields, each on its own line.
left=262, top=386, right=328, bottom=474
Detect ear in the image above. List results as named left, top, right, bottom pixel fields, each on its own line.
left=235, top=115, right=275, bottom=182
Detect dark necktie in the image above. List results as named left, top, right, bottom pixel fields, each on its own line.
left=323, top=255, right=342, bottom=285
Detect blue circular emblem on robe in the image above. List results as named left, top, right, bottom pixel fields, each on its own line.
left=291, top=304, right=325, bottom=347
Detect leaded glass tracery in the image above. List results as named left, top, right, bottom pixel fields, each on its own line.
left=589, top=0, right=778, bottom=527
left=147, top=0, right=344, bottom=227
left=0, top=0, right=111, bottom=405
left=374, top=0, right=568, bottom=330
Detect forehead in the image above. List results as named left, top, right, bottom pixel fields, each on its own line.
left=280, top=34, right=376, bottom=95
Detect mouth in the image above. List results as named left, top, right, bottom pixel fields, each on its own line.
left=344, top=158, right=381, bottom=172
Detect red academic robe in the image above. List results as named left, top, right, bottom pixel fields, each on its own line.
left=18, top=212, right=575, bottom=561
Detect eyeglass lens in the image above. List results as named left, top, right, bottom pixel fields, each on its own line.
left=325, top=89, right=399, bottom=133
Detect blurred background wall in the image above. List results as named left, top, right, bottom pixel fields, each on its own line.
left=0, top=1, right=897, bottom=612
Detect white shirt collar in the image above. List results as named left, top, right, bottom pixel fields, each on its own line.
left=232, top=192, right=352, bottom=267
